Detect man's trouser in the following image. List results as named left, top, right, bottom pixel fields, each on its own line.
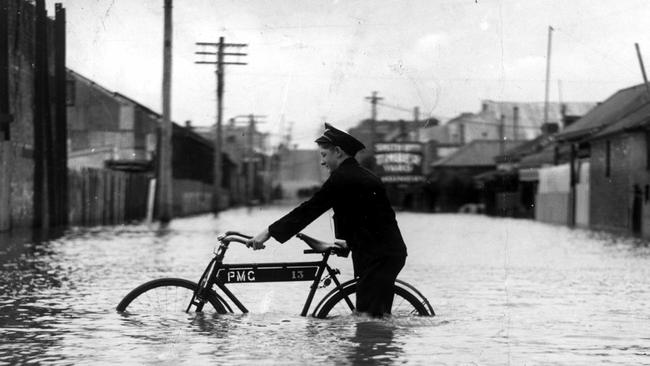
left=355, top=255, right=406, bottom=317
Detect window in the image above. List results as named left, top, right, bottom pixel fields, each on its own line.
left=605, top=140, right=611, bottom=177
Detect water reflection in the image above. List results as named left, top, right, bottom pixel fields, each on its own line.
left=0, top=228, right=70, bottom=365
left=346, top=320, right=402, bottom=365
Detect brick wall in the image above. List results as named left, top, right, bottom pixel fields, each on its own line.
left=589, top=134, right=648, bottom=234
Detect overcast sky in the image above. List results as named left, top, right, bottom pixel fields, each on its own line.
left=48, top=0, right=650, bottom=147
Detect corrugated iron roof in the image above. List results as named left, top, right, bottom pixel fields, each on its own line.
left=495, top=134, right=554, bottom=163
left=433, top=140, right=523, bottom=167
left=590, top=101, right=650, bottom=139
left=556, top=83, right=650, bottom=141
left=518, top=145, right=556, bottom=168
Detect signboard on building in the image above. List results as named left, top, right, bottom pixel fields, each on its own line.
left=374, top=142, right=424, bottom=183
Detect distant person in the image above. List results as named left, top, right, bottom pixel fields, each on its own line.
left=247, top=123, right=407, bottom=317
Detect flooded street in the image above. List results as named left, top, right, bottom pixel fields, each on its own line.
left=2, top=204, right=650, bottom=365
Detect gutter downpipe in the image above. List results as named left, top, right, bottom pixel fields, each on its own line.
left=569, top=142, right=577, bottom=228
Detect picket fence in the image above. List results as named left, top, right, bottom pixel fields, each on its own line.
left=68, top=168, right=150, bottom=226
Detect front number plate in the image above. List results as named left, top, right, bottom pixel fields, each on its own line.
left=215, top=265, right=319, bottom=283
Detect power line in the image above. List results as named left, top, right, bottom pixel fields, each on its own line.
left=377, top=101, right=412, bottom=113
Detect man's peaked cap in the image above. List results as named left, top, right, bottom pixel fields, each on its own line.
left=315, top=123, right=365, bottom=155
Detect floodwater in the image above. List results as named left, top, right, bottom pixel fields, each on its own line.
left=1, top=204, right=650, bottom=365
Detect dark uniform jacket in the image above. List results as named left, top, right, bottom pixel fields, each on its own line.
left=269, top=158, right=407, bottom=271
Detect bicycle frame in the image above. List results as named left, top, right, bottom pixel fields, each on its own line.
left=192, top=243, right=354, bottom=317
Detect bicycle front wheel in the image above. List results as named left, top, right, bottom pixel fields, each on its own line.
left=116, top=278, right=227, bottom=314
left=314, top=282, right=433, bottom=319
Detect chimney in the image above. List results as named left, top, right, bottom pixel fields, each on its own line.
left=482, top=102, right=489, bottom=112
left=560, top=103, right=567, bottom=127
left=513, top=106, right=519, bottom=140
left=185, top=120, right=192, bottom=129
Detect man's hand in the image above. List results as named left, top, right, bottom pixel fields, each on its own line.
left=333, top=239, right=348, bottom=250
left=247, top=228, right=271, bottom=250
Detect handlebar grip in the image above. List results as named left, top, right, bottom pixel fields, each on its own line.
left=222, top=236, right=248, bottom=245
left=224, top=231, right=253, bottom=239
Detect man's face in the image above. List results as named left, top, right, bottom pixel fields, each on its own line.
left=319, top=146, right=340, bottom=173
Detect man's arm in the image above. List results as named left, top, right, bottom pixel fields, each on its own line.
left=247, top=175, right=338, bottom=249
left=248, top=228, right=270, bottom=250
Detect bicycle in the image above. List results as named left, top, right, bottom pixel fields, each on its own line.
left=116, top=231, right=435, bottom=319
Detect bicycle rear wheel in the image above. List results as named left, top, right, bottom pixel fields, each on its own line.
left=117, top=278, right=227, bottom=314
left=314, top=282, right=433, bottom=319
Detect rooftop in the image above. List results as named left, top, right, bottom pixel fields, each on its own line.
left=433, top=140, right=523, bottom=167
left=556, top=84, right=649, bottom=141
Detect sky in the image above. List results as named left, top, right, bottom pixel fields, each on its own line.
left=47, top=0, right=650, bottom=147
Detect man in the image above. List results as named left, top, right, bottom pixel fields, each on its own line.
left=247, top=123, right=407, bottom=317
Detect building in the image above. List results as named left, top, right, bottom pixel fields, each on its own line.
left=275, top=146, right=326, bottom=199
left=552, top=84, right=648, bottom=234
left=66, top=70, right=229, bottom=217
left=587, top=103, right=650, bottom=236
left=551, top=84, right=650, bottom=237
left=479, top=100, right=595, bottom=140
left=348, top=118, right=436, bottom=170
left=66, top=70, right=158, bottom=171
left=1, top=0, right=67, bottom=231
left=193, top=118, right=273, bottom=205
left=429, top=140, right=523, bottom=212
left=414, top=101, right=595, bottom=173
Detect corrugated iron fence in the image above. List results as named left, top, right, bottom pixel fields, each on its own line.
left=68, top=168, right=150, bottom=226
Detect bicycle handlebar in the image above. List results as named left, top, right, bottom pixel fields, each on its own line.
left=217, top=231, right=349, bottom=257
left=217, top=233, right=250, bottom=246
left=224, top=231, right=252, bottom=239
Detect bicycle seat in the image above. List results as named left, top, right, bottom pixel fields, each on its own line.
left=296, top=233, right=349, bottom=257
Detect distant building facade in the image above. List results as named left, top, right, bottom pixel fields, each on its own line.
left=275, top=146, right=326, bottom=199
left=556, top=84, right=650, bottom=237
left=431, top=140, right=523, bottom=212
left=66, top=70, right=157, bottom=171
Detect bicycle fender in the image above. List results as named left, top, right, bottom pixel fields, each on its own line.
left=311, top=278, right=358, bottom=317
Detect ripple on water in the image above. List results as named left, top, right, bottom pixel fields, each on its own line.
left=1, top=208, right=650, bottom=365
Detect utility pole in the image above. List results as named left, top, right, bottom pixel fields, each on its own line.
left=247, top=115, right=256, bottom=205
left=635, top=43, right=650, bottom=98
left=155, top=0, right=174, bottom=223
left=543, top=25, right=554, bottom=126
left=54, top=3, right=67, bottom=227
left=413, top=106, right=420, bottom=141
left=228, top=115, right=265, bottom=205
left=246, top=114, right=267, bottom=205
left=365, top=91, right=383, bottom=167
left=195, top=38, right=247, bottom=213
left=513, top=106, right=519, bottom=141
